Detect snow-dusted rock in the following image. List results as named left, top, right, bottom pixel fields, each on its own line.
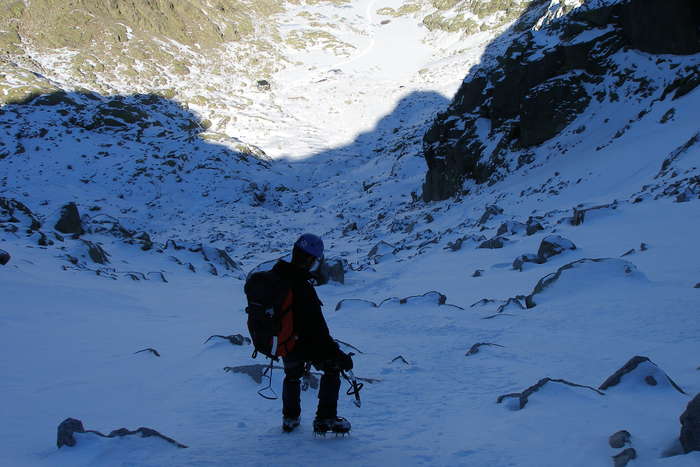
left=478, top=236, right=510, bottom=249
left=497, top=221, right=527, bottom=236
left=525, top=258, right=642, bottom=308
left=0, top=249, right=9, bottom=265
left=497, top=378, right=604, bottom=410
left=55, top=202, right=83, bottom=235
left=335, top=298, right=376, bottom=311
left=82, top=240, right=110, bottom=265
left=537, top=235, right=576, bottom=260
left=512, top=253, right=545, bottom=271
left=680, top=393, right=700, bottom=453
left=316, top=257, right=348, bottom=285
left=478, top=204, right=503, bottom=225
left=57, top=417, right=187, bottom=449
left=612, top=448, right=636, bottom=467
left=599, top=356, right=686, bottom=394
left=0, top=197, right=41, bottom=231
left=609, top=430, right=631, bottom=449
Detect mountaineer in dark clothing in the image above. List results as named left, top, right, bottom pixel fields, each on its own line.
left=273, top=233, right=353, bottom=434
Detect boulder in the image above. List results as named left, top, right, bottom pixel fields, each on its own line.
left=513, top=253, right=545, bottom=271
left=55, top=202, right=83, bottom=235
left=612, top=448, right=637, bottom=467
left=680, top=393, right=700, bottom=453
left=537, top=235, right=576, bottom=260
left=599, top=356, right=686, bottom=394
left=609, top=430, right=631, bottom=449
left=497, top=221, right=527, bottom=236
left=0, top=249, right=9, bottom=265
left=479, top=236, right=509, bottom=249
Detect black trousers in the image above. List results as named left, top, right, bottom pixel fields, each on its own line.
left=282, top=352, right=340, bottom=420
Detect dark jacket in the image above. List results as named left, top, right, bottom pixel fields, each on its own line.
left=272, top=260, right=339, bottom=362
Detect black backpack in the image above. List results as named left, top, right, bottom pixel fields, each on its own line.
left=244, top=270, right=296, bottom=360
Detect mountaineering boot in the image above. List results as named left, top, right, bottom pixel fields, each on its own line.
left=282, top=416, right=300, bottom=432
left=313, top=416, right=351, bottom=435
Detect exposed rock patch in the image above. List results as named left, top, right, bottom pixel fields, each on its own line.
left=612, top=448, right=637, bottom=467
left=57, top=417, right=187, bottom=449
left=55, top=202, right=84, bottom=235
left=204, top=334, right=250, bottom=346
left=497, top=377, right=604, bottom=410
left=0, top=249, right=10, bottom=265
left=465, top=342, right=504, bottom=356
left=609, top=430, right=631, bottom=449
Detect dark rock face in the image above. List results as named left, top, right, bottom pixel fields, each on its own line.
left=0, top=249, right=9, bottom=265
left=520, top=74, right=592, bottom=146
left=680, top=393, right=700, bottom=453
left=617, top=0, right=700, bottom=55
left=55, top=202, right=83, bottom=235
left=421, top=0, right=700, bottom=201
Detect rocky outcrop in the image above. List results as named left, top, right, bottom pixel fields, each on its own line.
left=55, top=202, right=83, bottom=235
left=680, top=393, right=700, bottom=453
left=422, top=0, right=700, bottom=201
left=0, top=249, right=9, bottom=265
left=57, top=417, right=187, bottom=449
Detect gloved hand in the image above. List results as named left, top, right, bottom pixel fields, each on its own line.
left=337, top=350, right=353, bottom=371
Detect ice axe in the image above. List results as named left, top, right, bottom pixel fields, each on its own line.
left=342, top=369, right=363, bottom=408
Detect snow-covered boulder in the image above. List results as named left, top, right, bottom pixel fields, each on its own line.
left=680, top=393, right=700, bottom=453
left=537, top=235, right=577, bottom=260
left=599, top=356, right=686, bottom=394
left=525, top=258, right=643, bottom=308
